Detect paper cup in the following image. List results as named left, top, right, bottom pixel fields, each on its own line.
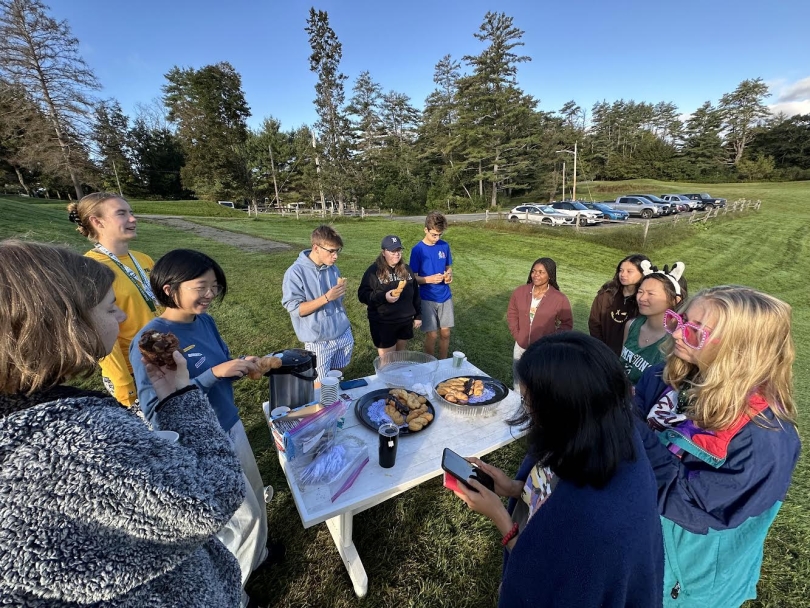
left=321, top=376, right=340, bottom=405
left=326, top=370, right=344, bottom=381
left=271, top=406, right=291, bottom=419
left=452, top=351, right=466, bottom=369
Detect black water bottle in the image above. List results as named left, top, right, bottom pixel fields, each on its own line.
left=378, top=423, right=399, bottom=468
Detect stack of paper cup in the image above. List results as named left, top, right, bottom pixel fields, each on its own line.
left=321, top=376, right=340, bottom=405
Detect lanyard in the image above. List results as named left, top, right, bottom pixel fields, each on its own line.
left=94, top=244, right=158, bottom=312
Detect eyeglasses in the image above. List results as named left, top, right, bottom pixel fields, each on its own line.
left=426, top=231, right=444, bottom=238
left=182, top=284, right=222, bottom=297
left=318, top=244, right=342, bottom=256
left=663, top=309, right=712, bottom=350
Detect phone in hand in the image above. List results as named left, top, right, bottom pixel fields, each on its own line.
left=340, top=378, right=368, bottom=390
left=441, top=448, right=495, bottom=493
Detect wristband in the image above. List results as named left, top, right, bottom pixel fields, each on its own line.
left=324, top=294, right=329, bottom=303
left=501, top=522, right=519, bottom=546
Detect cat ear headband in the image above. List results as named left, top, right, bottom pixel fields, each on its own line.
left=640, top=260, right=685, bottom=296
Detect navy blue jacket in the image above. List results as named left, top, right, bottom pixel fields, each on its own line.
left=499, top=429, right=664, bottom=608
left=634, top=364, right=800, bottom=606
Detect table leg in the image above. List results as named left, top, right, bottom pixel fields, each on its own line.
left=325, top=511, right=368, bottom=597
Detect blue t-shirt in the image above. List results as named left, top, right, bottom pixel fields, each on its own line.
left=409, top=239, right=453, bottom=303
left=130, top=314, right=241, bottom=433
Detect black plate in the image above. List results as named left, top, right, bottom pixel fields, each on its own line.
left=434, top=375, right=509, bottom=406
left=354, top=388, right=436, bottom=435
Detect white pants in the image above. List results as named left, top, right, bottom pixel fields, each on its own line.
left=513, top=342, right=526, bottom=392
left=216, top=421, right=269, bottom=605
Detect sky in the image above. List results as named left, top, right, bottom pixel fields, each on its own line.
left=46, top=0, right=810, bottom=130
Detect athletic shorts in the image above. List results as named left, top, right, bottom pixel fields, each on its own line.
left=369, top=319, right=415, bottom=349
left=420, top=299, right=455, bottom=333
left=305, top=326, right=354, bottom=383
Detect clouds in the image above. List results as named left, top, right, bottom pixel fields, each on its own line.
left=769, top=76, right=810, bottom=117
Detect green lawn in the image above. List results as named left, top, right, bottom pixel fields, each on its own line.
left=1, top=181, right=809, bottom=607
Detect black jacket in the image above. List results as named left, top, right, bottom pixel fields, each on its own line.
left=357, top=263, right=421, bottom=324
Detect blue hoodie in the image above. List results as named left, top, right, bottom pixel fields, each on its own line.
left=282, top=250, right=351, bottom=343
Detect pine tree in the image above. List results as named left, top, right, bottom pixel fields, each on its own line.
left=305, top=8, right=353, bottom=213
left=91, top=100, right=139, bottom=195
left=163, top=62, right=250, bottom=200
left=0, top=0, right=99, bottom=199
left=682, top=101, right=725, bottom=179
left=719, top=78, right=771, bottom=165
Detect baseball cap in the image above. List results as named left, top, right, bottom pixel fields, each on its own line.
left=381, top=235, right=404, bottom=251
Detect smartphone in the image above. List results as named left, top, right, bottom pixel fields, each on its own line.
left=340, top=378, right=368, bottom=390
left=441, top=448, right=495, bottom=493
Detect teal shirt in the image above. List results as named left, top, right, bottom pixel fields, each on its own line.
left=620, top=316, right=666, bottom=384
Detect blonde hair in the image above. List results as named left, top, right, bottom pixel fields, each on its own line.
left=0, top=240, right=115, bottom=394
left=66, top=192, right=124, bottom=241
left=663, top=285, right=796, bottom=431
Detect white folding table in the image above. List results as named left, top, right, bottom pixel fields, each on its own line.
left=275, top=359, right=522, bottom=597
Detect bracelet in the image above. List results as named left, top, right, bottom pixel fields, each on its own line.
left=501, top=522, right=519, bottom=546
left=324, top=294, right=329, bottom=303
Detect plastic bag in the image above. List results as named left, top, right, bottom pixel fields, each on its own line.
left=299, top=435, right=369, bottom=502
left=283, top=398, right=348, bottom=462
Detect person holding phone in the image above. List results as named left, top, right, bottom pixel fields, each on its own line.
left=451, top=332, right=663, bottom=607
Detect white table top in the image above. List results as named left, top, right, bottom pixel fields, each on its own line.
left=277, top=359, right=523, bottom=528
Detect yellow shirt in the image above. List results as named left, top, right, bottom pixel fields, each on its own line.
left=85, top=249, right=158, bottom=406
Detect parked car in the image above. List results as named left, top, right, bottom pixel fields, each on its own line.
left=507, top=204, right=574, bottom=227
left=217, top=201, right=235, bottom=208
left=627, top=194, right=678, bottom=214
left=582, top=202, right=629, bottom=221
left=550, top=201, right=604, bottom=225
left=680, top=193, right=727, bottom=210
left=661, top=194, right=698, bottom=211
left=607, top=196, right=663, bottom=219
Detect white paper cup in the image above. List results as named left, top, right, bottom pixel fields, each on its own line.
left=271, top=406, right=291, bottom=419
left=452, top=351, right=466, bottom=369
left=321, top=376, right=340, bottom=405
left=326, top=370, right=344, bottom=381
left=154, top=430, right=179, bottom=444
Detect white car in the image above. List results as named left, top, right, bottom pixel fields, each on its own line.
left=508, top=204, right=574, bottom=227
left=550, top=201, right=604, bottom=225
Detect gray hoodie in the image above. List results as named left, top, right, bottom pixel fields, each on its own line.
left=282, top=249, right=351, bottom=342
left=0, top=386, right=244, bottom=607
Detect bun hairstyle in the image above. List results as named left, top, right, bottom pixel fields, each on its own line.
left=67, top=192, right=122, bottom=241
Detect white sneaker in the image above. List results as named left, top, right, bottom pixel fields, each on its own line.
left=263, top=485, right=274, bottom=503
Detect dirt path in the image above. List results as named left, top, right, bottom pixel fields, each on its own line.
left=141, top=216, right=290, bottom=253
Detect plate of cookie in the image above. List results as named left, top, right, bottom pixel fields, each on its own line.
left=433, top=376, right=509, bottom=416
left=354, top=388, right=436, bottom=434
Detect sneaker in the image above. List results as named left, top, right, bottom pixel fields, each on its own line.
left=263, top=485, right=274, bottom=503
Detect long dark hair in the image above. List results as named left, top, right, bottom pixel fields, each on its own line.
left=599, top=253, right=649, bottom=297
left=375, top=251, right=409, bottom=282
left=511, top=332, right=636, bottom=488
left=525, top=257, right=560, bottom=291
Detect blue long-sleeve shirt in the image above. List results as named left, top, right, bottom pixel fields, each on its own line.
left=130, top=314, right=241, bottom=433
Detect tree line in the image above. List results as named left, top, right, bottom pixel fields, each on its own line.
left=1, top=0, right=809, bottom=210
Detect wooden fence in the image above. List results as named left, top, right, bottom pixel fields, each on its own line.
left=247, top=205, right=390, bottom=219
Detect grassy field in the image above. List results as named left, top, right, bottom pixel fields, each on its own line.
left=1, top=179, right=808, bottom=607
left=0, top=195, right=245, bottom=217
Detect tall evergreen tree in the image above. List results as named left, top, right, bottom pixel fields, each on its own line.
left=682, top=101, right=726, bottom=179
left=91, top=99, right=139, bottom=195
left=719, top=78, right=770, bottom=165
left=162, top=62, right=250, bottom=200
left=0, top=0, right=99, bottom=199
left=305, top=8, right=353, bottom=213
left=454, top=11, right=536, bottom=207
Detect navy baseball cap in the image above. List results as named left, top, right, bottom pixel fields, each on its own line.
left=381, top=235, right=404, bottom=250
